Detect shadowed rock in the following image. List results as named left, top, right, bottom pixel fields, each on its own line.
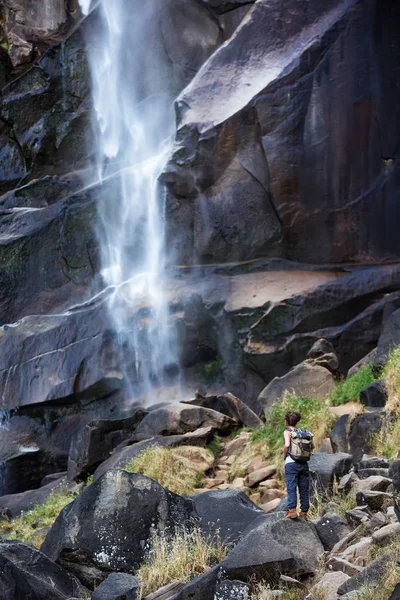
left=0, top=540, right=87, bottom=600
left=0, top=478, right=67, bottom=518
left=183, top=391, right=262, bottom=428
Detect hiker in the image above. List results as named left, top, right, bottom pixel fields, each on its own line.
left=283, top=411, right=314, bottom=520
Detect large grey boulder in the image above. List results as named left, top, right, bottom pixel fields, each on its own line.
left=309, top=453, right=353, bottom=495
left=0, top=540, right=87, bottom=600
left=330, top=415, right=350, bottom=454
left=133, top=404, right=236, bottom=440
left=221, top=518, right=324, bottom=581
left=191, top=489, right=270, bottom=545
left=359, top=380, right=387, bottom=409
left=349, top=413, right=384, bottom=463
left=258, top=361, right=335, bottom=415
left=91, top=573, right=140, bottom=600
left=315, top=513, right=352, bottom=551
left=67, top=410, right=147, bottom=482
left=183, top=391, right=262, bottom=429
left=41, top=471, right=198, bottom=589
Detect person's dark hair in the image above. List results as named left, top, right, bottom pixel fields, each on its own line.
left=285, top=411, right=301, bottom=426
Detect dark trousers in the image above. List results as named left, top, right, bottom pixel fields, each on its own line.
left=285, top=460, right=310, bottom=511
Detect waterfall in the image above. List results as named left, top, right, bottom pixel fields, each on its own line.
left=80, top=0, right=181, bottom=400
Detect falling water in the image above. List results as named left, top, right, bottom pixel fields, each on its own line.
left=80, top=0, right=181, bottom=399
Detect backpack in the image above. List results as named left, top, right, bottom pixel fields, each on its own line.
left=288, top=428, right=314, bottom=463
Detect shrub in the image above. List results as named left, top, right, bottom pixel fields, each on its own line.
left=137, top=527, right=226, bottom=597
left=251, top=394, right=336, bottom=463
left=0, top=488, right=75, bottom=547
left=329, top=363, right=375, bottom=406
left=124, top=445, right=215, bottom=495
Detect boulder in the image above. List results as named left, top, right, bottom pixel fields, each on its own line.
left=359, top=380, right=387, bottom=409
left=0, top=448, right=68, bottom=496
left=167, top=567, right=220, bottom=600
left=245, top=465, right=276, bottom=487
left=93, top=427, right=214, bottom=482
left=306, top=339, right=340, bottom=373
left=91, top=573, right=140, bottom=600
left=67, top=410, right=147, bottom=482
left=337, top=472, right=359, bottom=494
left=360, top=456, right=390, bottom=469
left=0, top=540, right=86, bottom=600
left=354, top=476, right=392, bottom=494
left=0, top=478, right=67, bottom=518
left=258, top=362, right=335, bottom=415
left=144, top=582, right=185, bottom=600
left=355, top=491, right=392, bottom=511
left=348, top=413, right=384, bottom=463
left=366, top=511, right=388, bottom=533
left=337, top=552, right=395, bottom=595
left=357, top=468, right=390, bottom=479
left=340, top=537, right=372, bottom=565
left=347, top=349, right=377, bottom=378
left=372, top=522, right=400, bottom=546
left=374, top=308, right=400, bottom=373
left=309, top=453, right=353, bottom=495
left=132, top=404, right=236, bottom=440
left=315, top=513, right=352, bottom=551
left=330, top=415, right=350, bottom=454
left=221, top=518, right=324, bottom=581
left=325, top=556, right=364, bottom=577
left=389, top=584, right=400, bottom=600
left=191, top=489, right=269, bottom=545
left=307, top=572, right=350, bottom=600
left=42, top=471, right=198, bottom=588
left=183, top=391, right=262, bottom=429
left=345, top=508, right=371, bottom=528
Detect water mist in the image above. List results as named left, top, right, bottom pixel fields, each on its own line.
left=80, top=0, right=182, bottom=401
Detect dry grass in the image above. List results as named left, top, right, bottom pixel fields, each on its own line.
left=137, top=527, right=227, bottom=597
left=383, top=345, right=400, bottom=412
left=124, top=445, right=215, bottom=495
left=356, top=547, right=400, bottom=600
left=0, top=488, right=75, bottom=547
left=308, top=483, right=357, bottom=520
left=370, top=415, right=400, bottom=460
left=251, top=581, right=305, bottom=600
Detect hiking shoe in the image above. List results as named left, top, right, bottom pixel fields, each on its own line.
left=299, top=511, right=309, bottom=521
left=284, top=509, right=298, bottom=520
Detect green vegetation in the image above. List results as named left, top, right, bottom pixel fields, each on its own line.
left=329, top=363, right=375, bottom=406
left=383, top=345, right=400, bottom=413
left=199, top=356, right=224, bottom=384
left=206, top=435, right=222, bottom=459
left=124, top=445, right=215, bottom=495
left=251, top=394, right=336, bottom=462
left=137, top=527, right=227, bottom=598
left=0, top=488, right=75, bottom=548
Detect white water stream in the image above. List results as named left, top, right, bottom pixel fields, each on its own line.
left=80, top=0, right=181, bottom=398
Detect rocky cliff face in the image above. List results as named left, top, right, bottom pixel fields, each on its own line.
left=0, top=0, right=399, bottom=412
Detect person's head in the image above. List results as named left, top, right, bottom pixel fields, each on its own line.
left=285, top=411, right=301, bottom=427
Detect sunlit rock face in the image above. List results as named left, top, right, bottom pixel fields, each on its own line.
left=0, top=0, right=83, bottom=67
left=165, top=0, right=400, bottom=265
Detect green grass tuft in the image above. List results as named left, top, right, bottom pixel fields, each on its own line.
left=251, top=394, right=336, bottom=463
left=329, top=363, right=375, bottom=406
left=0, top=488, right=75, bottom=547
